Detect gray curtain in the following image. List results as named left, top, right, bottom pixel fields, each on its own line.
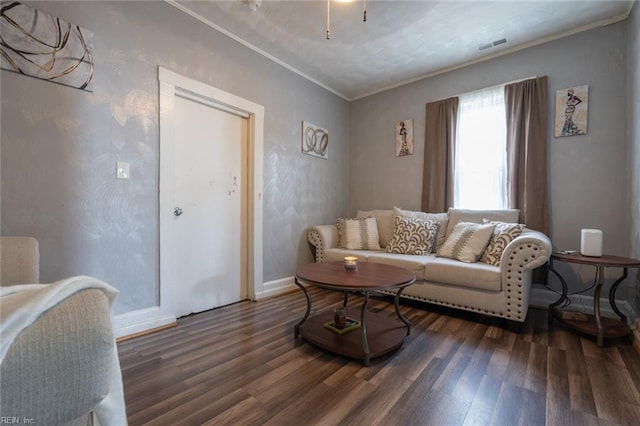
left=504, top=76, right=549, bottom=234
left=422, top=97, right=459, bottom=212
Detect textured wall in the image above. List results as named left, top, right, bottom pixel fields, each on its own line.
left=629, top=2, right=640, bottom=309
left=1, top=1, right=349, bottom=314
left=350, top=22, right=630, bottom=292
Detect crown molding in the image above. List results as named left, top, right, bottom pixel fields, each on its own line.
left=166, top=0, right=633, bottom=102
left=163, top=0, right=349, bottom=101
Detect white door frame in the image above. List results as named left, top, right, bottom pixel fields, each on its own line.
left=158, top=66, right=263, bottom=319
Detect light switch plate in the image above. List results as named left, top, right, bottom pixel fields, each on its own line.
left=116, top=162, right=130, bottom=179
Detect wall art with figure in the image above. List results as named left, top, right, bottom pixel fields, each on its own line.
left=554, top=85, right=588, bottom=137
left=395, top=119, right=414, bottom=156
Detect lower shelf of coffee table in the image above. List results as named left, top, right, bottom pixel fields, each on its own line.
left=297, top=309, right=408, bottom=362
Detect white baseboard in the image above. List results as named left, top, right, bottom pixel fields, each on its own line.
left=113, top=277, right=297, bottom=339
left=530, top=284, right=637, bottom=322
left=255, top=276, right=297, bottom=299
left=114, top=282, right=637, bottom=339
left=113, top=306, right=176, bottom=338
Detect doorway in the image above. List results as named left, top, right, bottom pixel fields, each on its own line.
left=158, top=67, right=264, bottom=320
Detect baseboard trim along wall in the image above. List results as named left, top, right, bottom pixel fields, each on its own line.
left=256, top=281, right=640, bottom=320
left=529, top=284, right=637, bottom=321
left=114, top=278, right=298, bottom=339
left=113, top=306, right=176, bottom=339
left=113, top=282, right=638, bottom=340
left=256, top=276, right=297, bottom=300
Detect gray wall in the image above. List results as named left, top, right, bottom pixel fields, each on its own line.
left=350, top=22, right=631, bottom=292
left=3, top=1, right=637, bottom=317
left=630, top=2, right=640, bottom=310
left=1, top=1, right=349, bottom=314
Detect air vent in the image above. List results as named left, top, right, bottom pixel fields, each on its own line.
left=478, top=38, right=508, bottom=51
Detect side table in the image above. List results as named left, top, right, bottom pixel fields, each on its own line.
left=547, top=252, right=640, bottom=346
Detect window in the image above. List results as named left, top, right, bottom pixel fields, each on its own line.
left=454, top=85, right=507, bottom=209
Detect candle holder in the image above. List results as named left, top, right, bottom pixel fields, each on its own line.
left=343, top=256, right=358, bottom=271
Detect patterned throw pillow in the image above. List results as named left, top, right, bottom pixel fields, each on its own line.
left=393, top=206, right=448, bottom=252
left=336, top=217, right=381, bottom=250
left=480, top=220, right=525, bottom=266
left=386, top=216, right=439, bottom=255
left=437, top=221, right=496, bottom=263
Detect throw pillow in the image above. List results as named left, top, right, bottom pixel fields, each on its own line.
left=445, top=208, right=520, bottom=239
left=437, top=221, right=496, bottom=263
left=357, top=209, right=394, bottom=248
left=393, top=206, right=448, bottom=252
left=336, top=217, right=381, bottom=250
left=386, top=216, right=439, bottom=255
left=480, top=220, right=525, bottom=266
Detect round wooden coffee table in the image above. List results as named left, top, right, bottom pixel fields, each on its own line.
left=294, top=261, right=416, bottom=366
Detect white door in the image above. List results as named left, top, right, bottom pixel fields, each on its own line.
left=158, top=67, right=264, bottom=322
left=165, top=94, right=248, bottom=318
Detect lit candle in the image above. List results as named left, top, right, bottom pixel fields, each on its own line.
left=344, top=256, right=358, bottom=270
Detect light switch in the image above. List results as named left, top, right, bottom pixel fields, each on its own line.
left=116, top=162, right=130, bottom=179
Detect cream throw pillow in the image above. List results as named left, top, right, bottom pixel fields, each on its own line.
left=336, top=217, right=381, bottom=250
left=386, top=216, right=439, bottom=255
left=446, top=208, right=520, bottom=238
left=393, top=206, right=448, bottom=252
left=437, top=221, right=496, bottom=263
left=480, top=220, right=525, bottom=266
left=357, top=209, right=394, bottom=248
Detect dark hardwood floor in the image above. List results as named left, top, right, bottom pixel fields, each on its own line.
left=118, top=287, right=640, bottom=425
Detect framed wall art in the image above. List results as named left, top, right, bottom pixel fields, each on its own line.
left=554, top=85, right=588, bottom=137
left=301, top=121, right=328, bottom=159
left=0, top=1, right=95, bottom=91
left=395, top=119, right=414, bottom=156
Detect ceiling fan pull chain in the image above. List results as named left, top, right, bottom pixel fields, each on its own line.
left=326, top=0, right=331, bottom=40
left=363, top=0, right=367, bottom=22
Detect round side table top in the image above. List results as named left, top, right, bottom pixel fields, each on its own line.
left=551, top=252, right=640, bottom=268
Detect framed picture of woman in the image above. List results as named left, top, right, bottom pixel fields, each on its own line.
left=555, top=85, right=588, bottom=137
left=395, top=119, right=414, bottom=156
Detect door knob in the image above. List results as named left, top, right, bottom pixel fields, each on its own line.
left=174, top=207, right=183, bottom=217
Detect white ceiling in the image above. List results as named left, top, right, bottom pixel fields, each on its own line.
left=170, top=0, right=634, bottom=100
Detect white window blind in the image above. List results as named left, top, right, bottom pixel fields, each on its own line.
left=454, top=86, right=507, bottom=209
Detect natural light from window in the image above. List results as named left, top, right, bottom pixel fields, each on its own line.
left=454, top=85, right=507, bottom=210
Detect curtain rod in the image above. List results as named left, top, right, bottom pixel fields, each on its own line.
left=429, top=75, right=538, bottom=104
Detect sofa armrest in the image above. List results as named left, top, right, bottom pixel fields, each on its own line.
left=307, top=225, right=339, bottom=263
left=501, top=228, right=552, bottom=270
left=500, top=228, right=552, bottom=321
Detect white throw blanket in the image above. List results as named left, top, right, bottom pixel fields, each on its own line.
left=0, top=276, right=128, bottom=425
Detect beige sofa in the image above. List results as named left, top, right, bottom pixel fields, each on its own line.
left=307, top=208, right=552, bottom=323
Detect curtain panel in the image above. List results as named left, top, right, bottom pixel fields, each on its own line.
left=422, top=97, right=459, bottom=212
left=504, top=76, right=549, bottom=234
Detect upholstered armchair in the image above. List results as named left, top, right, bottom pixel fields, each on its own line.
left=0, top=237, right=127, bottom=425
